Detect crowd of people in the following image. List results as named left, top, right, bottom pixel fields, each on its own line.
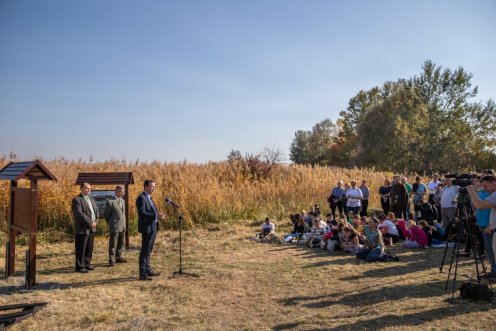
left=255, top=172, right=496, bottom=276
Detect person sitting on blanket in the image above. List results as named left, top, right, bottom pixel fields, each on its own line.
left=284, top=214, right=306, bottom=242
left=307, top=217, right=327, bottom=248
left=340, top=226, right=362, bottom=253
left=354, top=217, right=397, bottom=262
left=378, top=214, right=400, bottom=245
left=259, top=217, right=277, bottom=240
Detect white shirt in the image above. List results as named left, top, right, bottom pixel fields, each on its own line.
left=440, top=185, right=459, bottom=208
left=146, top=193, right=158, bottom=222
left=346, top=188, right=363, bottom=207
left=84, top=195, right=96, bottom=221
left=382, top=220, right=399, bottom=236
left=428, top=180, right=441, bottom=195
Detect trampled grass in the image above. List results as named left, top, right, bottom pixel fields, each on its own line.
left=0, top=222, right=494, bottom=330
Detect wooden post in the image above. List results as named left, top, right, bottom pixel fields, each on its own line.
left=125, top=184, right=130, bottom=249
left=28, top=178, right=38, bottom=287
left=25, top=250, right=30, bottom=290
left=7, top=180, right=17, bottom=277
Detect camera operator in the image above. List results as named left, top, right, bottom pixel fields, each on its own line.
left=440, top=177, right=459, bottom=228
left=414, top=196, right=437, bottom=225
left=467, top=174, right=496, bottom=278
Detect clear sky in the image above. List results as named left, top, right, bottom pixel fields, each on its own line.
left=1, top=0, right=495, bottom=163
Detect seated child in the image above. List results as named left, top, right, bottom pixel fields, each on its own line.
left=403, top=220, right=428, bottom=248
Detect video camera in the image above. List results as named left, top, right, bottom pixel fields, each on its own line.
left=444, top=173, right=477, bottom=189
left=444, top=173, right=477, bottom=204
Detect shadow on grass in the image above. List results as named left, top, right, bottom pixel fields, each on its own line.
left=0, top=276, right=137, bottom=295
left=307, top=281, right=447, bottom=308
left=274, top=281, right=493, bottom=330
left=274, top=303, right=493, bottom=331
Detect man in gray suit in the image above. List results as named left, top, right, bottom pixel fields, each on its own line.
left=72, top=182, right=99, bottom=273
left=104, top=185, right=127, bottom=266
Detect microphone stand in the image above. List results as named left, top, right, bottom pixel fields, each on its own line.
left=168, top=202, right=199, bottom=277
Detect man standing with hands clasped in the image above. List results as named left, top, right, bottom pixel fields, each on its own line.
left=72, top=182, right=99, bottom=273
left=137, top=179, right=165, bottom=281
left=104, top=185, right=127, bottom=266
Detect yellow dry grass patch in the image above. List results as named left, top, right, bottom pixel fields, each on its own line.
left=1, top=222, right=495, bottom=330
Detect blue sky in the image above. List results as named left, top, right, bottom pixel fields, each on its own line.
left=1, top=0, right=495, bottom=163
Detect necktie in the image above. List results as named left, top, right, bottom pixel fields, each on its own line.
left=85, top=196, right=96, bottom=221
left=149, top=197, right=158, bottom=222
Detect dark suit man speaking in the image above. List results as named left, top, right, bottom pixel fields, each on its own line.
left=72, top=182, right=99, bottom=273
left=137, top=179, right=165, bottom=280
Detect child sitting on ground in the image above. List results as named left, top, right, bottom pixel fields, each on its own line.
left=404, top=220, right=428, bottom=248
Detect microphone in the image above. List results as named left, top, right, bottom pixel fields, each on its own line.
left=165, top=197, right=181, bottom=209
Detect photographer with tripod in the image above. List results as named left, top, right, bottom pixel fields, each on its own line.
left=467, top=174, right=496, bottom=279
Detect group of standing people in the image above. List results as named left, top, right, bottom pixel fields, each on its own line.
left=71, top=179, right=164, bottom=281
left=327, top=180, right=370, bottom=219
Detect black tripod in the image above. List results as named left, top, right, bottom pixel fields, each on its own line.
left=166, top=200, right=200, bottom=277
left=439, top=192, right=490, bottom=302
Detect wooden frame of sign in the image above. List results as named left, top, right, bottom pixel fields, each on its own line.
left=0, top=160, right=57, bottom=289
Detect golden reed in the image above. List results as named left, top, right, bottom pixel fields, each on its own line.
left=0, top=158, right=395, bottom=232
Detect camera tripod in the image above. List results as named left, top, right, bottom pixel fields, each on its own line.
left=439, top=193, right=492, bottom=302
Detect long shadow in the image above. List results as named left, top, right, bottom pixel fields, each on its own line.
left=298, top=304, right=492, bottom=331
left=274, top=284, right=493, bottom=330
left=312, top=281, right=447, bottom=308
left=0, top=276, right=137, bottom=295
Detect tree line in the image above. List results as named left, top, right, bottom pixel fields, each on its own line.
left=290, top=61, right=496, bottom=173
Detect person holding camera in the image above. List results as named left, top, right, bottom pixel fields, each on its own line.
left=467, top=174, right=496, bottom=278
left=414, top=196, right=437, bottom=225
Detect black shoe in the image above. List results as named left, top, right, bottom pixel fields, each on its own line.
left=139, top=276, right=152, bottom=281
left=456, top=253, right=470, bottom=258
left=109, top=261, right=115, bottom=267
left=147, top=271, right=160, bottom=277
left=116, top=258, right=127, bottom=263
left=86, top=265, right=95, bottom=270
left=76, top=268, right=88, bottom=273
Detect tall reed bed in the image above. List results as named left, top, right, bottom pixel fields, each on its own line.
left=0, top=158, right=394, bottom=233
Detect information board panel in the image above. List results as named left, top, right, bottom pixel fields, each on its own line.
left=12, top=187, right=32, bottom=232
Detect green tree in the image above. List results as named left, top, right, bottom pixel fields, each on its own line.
left=289, top=119, right=338, bottom=165
left=307, top=60, right=496, bottom=173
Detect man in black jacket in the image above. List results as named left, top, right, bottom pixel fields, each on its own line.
left=72, top=182, right=99, bottom=273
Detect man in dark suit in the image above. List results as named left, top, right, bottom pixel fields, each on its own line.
left=72, top=182, right=99, bottom=273
left=104, top=185, right=127, bottom=266
left=137, top=179, right=165, bottom=280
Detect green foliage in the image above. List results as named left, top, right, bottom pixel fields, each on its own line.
left=289, top=119, right=339, bottom=165
left=292, top=61, right=496, bottom=173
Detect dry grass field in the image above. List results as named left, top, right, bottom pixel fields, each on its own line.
left=1, top=221, right=494, bottom=331
left=0, top=158, right=395, bottom=232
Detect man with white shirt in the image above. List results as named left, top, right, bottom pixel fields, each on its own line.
left=72, top=182, right=99, bottom=273
left=428, top=174, right=441, bottom=205
left=104, top=185, right=127, bottom=266
left=440, top=177, right=459, bottom=227
left=137, top=179, right=165, bottom=281
left=345, top=181, right=363, bottom=216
